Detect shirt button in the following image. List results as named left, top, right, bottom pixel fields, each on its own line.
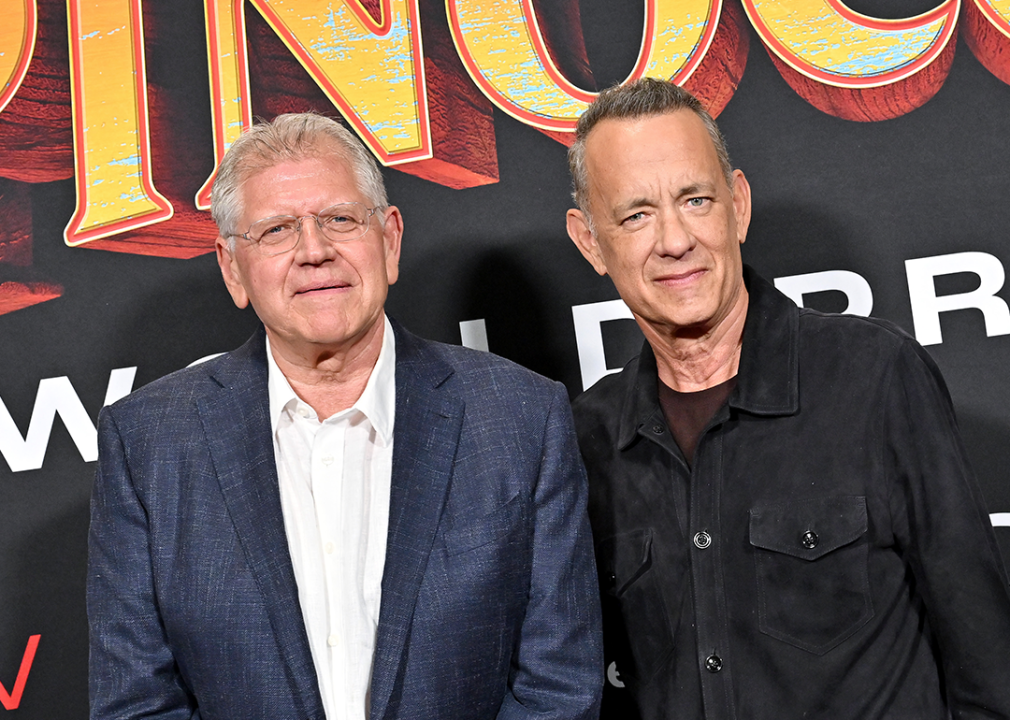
left=693, top=531, right=712, bottom=549
left=324, top=541, right=334, bottom=555
left=327, top=634, right=338, bottom=647
left=297, top=407, right=310, bottom=418
left=705, top=654, right=723, bottom=673
left=652, top=424, right=665, bottom=435
left=801, top=530, right=819, bottom=549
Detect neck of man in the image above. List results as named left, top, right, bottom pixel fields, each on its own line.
left=645, top=288, right=749, bottom=393
left=267, top=317, right=386, bottom=420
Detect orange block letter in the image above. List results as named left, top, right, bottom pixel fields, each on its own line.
left=65, top=0, right=173, bottom=246
left=744, top=0, right=959, bottom=121
left=448, top=0, right=747, bottom=143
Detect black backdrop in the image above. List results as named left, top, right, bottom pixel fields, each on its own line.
left=1, top=0, right=1009, bottom=715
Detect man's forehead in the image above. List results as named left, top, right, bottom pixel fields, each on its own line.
left=585, top=110, right=714, bottom=160
left=583, top=112, right=723, bottom=199
left=239, top=154, right=362, bottom=210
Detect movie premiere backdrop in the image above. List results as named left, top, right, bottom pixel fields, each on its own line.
left=1, top=0, right=1009, bottom=714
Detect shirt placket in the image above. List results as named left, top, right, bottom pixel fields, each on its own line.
left=312, top=419, right=354, bottom=717
left=690, top=423, right=736, bottom=720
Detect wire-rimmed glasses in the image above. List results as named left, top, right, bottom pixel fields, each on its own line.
left=235, top=202, right=381, bottom=256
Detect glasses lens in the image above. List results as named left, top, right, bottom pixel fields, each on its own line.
left=243, top=204, right=375, bottom=255
left=248, top=216, right=299, bottom=251
left=317, top=203, right=371, bottom=241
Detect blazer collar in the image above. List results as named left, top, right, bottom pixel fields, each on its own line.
left=196, top=328, right=326, bottom=720
left=617, top=266, right=800, bottom=448
left=369, top=320, right=463, bottom=720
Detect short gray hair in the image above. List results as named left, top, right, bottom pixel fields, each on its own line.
left=568, top=78, right=733, bottom=220
left=211, top=113, right=388, bottom=241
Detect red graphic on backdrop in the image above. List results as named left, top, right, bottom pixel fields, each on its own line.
left=0, top=635, right=39, bottom=711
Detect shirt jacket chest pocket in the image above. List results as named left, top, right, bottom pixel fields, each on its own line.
left=749, top=495, right=874, bottom=655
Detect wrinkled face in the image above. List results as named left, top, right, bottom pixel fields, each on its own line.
left=216, top=155, right=401, bottom=358
left=567, top=111, right=751, bottom=338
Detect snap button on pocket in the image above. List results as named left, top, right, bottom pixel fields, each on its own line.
left=801, top=530, right=819, bottom=549
left=693, top=531, right=712, bottom=549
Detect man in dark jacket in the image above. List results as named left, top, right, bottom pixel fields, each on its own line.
left=565, top=77, right=1010, bottom=720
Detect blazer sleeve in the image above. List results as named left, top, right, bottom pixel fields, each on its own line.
left=497, top=382, right=604, bottom=720
left=87, top=406, right=199, bottom=720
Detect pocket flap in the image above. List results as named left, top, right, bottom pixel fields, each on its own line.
left=750, top=496, right=867, bottom=561
left=443, top=494, right=522, bottom=555
left=596, top=528, right=653, bottom=596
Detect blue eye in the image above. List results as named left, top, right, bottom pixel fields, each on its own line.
left=687, top=197, right=707, bottom=207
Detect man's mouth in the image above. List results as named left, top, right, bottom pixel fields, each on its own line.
left=295, top=281, right=350, bottom=295
left=656, top=268, right=706, bottom=285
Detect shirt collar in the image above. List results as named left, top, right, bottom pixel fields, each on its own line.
left=617, top=266, right=799, bottom=449
left=267, top=315, right=397, bottom=447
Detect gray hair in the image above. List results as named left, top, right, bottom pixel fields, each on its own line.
left=211, top=113, right=388, bottom=242
left=568, top=78, right=733, bottom=223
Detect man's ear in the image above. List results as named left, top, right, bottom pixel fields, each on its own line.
left=730, top=169, right=752, bottom=245
left=216, top=236, right=250, bottom=309
left=566, top=209, right=609, bottom=277
left=380, top=205, right=404, bottom=286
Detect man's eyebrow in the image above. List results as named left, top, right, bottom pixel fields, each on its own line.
left=614, top=197, right=655, bottom=216
left=677, top=182, right=717, bottom=198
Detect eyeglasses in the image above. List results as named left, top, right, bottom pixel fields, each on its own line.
left=235, top=202, right=381, bottom=256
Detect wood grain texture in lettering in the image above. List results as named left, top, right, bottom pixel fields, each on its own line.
left=684, top=0, right=750, bottom=119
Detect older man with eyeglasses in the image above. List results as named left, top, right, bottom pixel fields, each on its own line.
left=87, top=113, right=603, bottom=720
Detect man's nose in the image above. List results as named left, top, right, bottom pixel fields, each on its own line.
left=293, top=216, right=338, bottom=262
left=653, top=211, right=696, bottom=258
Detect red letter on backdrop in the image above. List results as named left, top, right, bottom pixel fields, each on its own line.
left=963, top=0, right=1010, bottom=85
left=0, top=635, right=40, bottom=710
left=743, top=0, right=959, bottom=121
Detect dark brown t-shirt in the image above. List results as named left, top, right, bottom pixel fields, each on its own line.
left=658, top=376, right=737, bottom=467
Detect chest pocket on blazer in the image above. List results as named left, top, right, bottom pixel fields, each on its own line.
left=596, top=529, right=675, bottom=684
left=750, top=496, right=873, bottom=655
left=443, top=493, right=522, bottom=556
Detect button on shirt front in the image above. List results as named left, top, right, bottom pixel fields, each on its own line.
left=268, top=318, right=395, bottom=720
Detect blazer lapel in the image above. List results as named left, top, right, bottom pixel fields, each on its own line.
left=195, top=332, right=325, bottom=719
left=370, top=324, right=463, bottom=720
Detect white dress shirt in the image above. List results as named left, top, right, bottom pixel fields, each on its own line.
left=267, top=317, right=395, bottom=720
